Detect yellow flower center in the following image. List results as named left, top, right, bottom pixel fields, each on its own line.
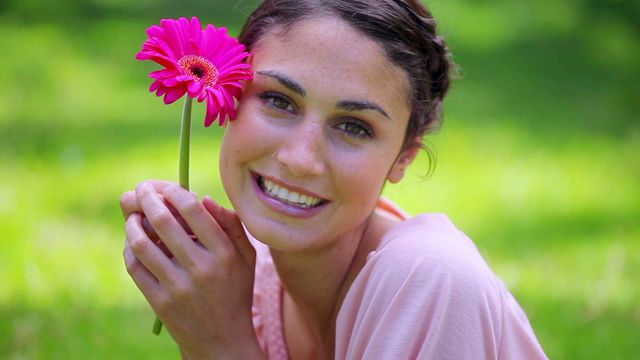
left=178, top=55, right=219, bottom=87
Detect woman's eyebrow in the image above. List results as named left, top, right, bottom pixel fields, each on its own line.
left=256, top=70, right=306, bottom=97
left=336, top=100, right=391, bottom=120
left=256, top=70, right=390, bottom=120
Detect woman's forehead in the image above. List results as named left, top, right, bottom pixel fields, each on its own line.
left=250, top=18, right=412, bottom=113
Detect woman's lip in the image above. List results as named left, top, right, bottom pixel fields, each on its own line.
left=251, top=171, right=329, bottom=201
left=251, top=173, right=329, bottom=219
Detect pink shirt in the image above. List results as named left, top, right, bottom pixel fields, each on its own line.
left=250, top=198, right=547, bottom=359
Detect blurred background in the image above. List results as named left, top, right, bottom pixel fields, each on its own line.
left=0, top=0, right=638, bottom=358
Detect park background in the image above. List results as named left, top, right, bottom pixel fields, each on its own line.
left=0, top=0, right=638, bottom=358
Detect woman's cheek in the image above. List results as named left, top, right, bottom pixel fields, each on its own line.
left=225, top=113, right=281, bottom=163
left=332, top=152, right=383, bottom=195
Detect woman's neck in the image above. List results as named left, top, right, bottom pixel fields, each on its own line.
left=270, top=211, right=396, bottom=358
left=271, top=217, right=368, bottom=322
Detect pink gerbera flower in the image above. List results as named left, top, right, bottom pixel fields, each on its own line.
left=136, top=17, right=253, bottom=126
left=134, top=17, right=252, bottom=336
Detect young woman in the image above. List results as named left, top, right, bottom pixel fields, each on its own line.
left=121, top=1, right=548, bottom=358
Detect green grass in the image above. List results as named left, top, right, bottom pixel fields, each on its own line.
left=1, top=4, right=639, bottom=359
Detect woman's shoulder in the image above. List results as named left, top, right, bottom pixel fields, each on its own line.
left=336, top=212, right=547, bottom=359
left=372, top=197, right=490, bottom=279
left=342, top=211, right=503, bottom=320
left=370, top=213, right=495, bottom=289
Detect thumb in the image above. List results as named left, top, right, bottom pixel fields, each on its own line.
left=202, top=196, right=256, bottom=267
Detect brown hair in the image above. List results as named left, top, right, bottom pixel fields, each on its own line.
left=239, top=0, right=453, bottom=157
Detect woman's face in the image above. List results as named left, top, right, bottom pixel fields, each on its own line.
left=219, top=17, right=413, bottom=251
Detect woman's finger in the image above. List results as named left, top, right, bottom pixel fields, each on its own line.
left=123, top=192, right=171, bottom=255
left=123, top=243, right=164, bottom=305
left=135, top=182, right=201, bottom=270
left=203, top=196, right=256, bottom=267
left=123, top=182, right=196, bottom=258
left=120, top=180, right=181, bottom=219
left=145, top=179, right=180, bottom=191
left=126, top=212, right=180, bottom=285
left=120, top=190, right=139, bottom=220
left=162, top=186, right=235, bottom=260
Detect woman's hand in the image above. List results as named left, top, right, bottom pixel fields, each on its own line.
left=120, top=180, right=263, bottom=359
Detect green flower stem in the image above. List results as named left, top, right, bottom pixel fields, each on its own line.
left=179, top=96, right=193, bottom=191
left=153, top=96, right=193, bottom=336
left=152, top=317, right=163, bottom=335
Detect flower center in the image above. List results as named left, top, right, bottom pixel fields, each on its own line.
left=178, top=55, right=219, bottom=87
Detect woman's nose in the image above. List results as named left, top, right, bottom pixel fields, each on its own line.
left=275, top=119, right=325, bottom=177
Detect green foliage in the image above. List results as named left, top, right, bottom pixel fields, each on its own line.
left=1, top=1, right=638, bottom=358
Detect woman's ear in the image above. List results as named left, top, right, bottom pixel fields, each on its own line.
left=387, top=143, right=421, bottom=183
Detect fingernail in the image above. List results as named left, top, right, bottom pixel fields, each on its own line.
left=137, top=182, right=151, bottom=194
left=204, top=196, right=221, bottom=210
left=163, top=184, right=181, bottom=195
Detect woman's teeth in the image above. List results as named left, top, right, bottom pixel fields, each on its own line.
left=261, top=177, right=323, bottom=208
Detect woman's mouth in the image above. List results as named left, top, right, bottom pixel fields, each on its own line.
left=257, top=176, right=328, bottom=209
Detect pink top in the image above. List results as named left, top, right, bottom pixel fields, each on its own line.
left=250, top=198, right=547, bottom=359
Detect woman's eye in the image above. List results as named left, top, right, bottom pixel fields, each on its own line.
left=336, top=120, right=373, bottom=138
left=259, top=92, right=295, bottom=113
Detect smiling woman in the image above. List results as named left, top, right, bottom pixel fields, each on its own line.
left=120, top=1, right=548, bottom=359
left=220, top=17, right=413, bottom=255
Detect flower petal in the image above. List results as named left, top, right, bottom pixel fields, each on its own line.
left=204, top=91, right=224, bottom=127
left=137, top=16, right=252, bottom=126
left=187, top=80, right=204, bottom=97
left=188, top=17, right=202, bottom=53
left=149, top=80, right=163, bottom=93
left=163, top=87, right=186, bottom=104
left=161, top=18, right=187, bottom=58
